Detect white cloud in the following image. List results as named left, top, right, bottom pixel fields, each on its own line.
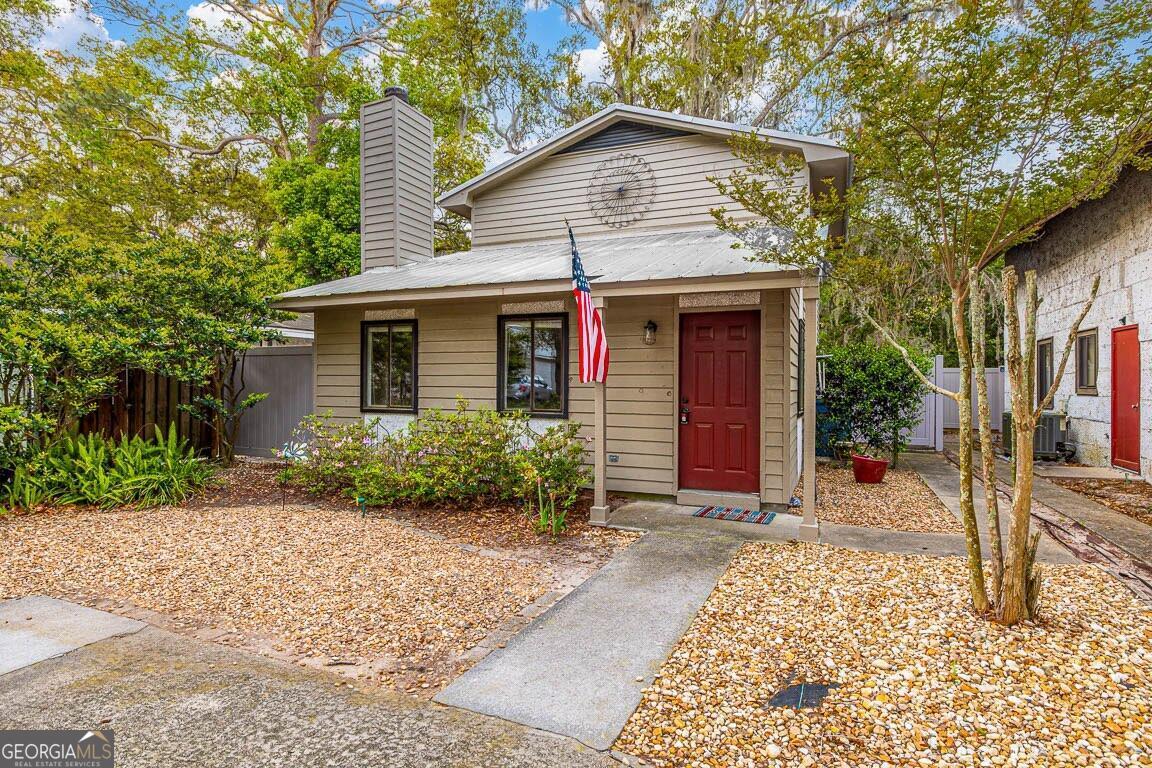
left=186, top=0, right=258, bottom=46
left=575, top=41, right=608, bottom=84
left=523, top=0, right=550, bottom=10
left=37, top=0, right=113, bottom=53
left=485, top=146, right=516, bottom=171
left=186, top=1, right=239, bottom=31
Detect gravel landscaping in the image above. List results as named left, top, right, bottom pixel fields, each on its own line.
left=792, top=463, right=964, bottom=534
left=0, top=462, right=636, bottom=696
left=617, top=542, right=1151, bottom=767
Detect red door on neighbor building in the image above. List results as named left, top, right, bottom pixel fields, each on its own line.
left=678, top=311, right=760, bottom=493
left=1112, top=325, right=1141, bottom=472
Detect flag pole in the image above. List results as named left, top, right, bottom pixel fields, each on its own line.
left=567, top=220, right=610, bottom=525
left=590, top=293, right=608, bottom=525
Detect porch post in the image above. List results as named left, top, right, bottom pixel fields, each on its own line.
left=589, top=297, right=610, bottom=526
left=800, top=286, right=820, bottom=542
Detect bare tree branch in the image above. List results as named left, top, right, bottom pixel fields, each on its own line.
left=856, top=300, right=958, bottom=399
left=113, top=126, right=283, bottom=157
left=1035, top=273, right=1100, bottom=419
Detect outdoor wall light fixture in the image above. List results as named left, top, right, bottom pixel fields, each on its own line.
left=643, top=320, right=658, bottom=346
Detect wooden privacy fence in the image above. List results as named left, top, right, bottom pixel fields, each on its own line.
left=234, top=346, right=314, bottom=458
left=78, top=348, right=315, bottom=458
left=78, top=368, right=212, bottom=452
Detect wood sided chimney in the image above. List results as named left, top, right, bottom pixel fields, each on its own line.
left=359, top=85, right=434, bottom=271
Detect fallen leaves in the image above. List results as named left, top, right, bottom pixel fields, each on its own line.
left=0, top=481, right=632, bottom=697
left=616, top=543, right=1152, bottom=767
left=1051, top=478, right=1152, bottom=528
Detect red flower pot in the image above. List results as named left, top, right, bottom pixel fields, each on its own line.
left=852, top=454, right=889, bottom=484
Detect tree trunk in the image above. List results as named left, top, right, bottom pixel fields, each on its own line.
left=998, top=268, right=1046, bottom=624
left=970, top=276, right=1004, bottom=600
left=951, top=289, right=989, bottom=614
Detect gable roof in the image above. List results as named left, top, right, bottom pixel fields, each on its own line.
left=437, top=103, right=851, bottom=219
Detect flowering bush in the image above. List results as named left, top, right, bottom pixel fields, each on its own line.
left=277, top=412, right=381, bottom=494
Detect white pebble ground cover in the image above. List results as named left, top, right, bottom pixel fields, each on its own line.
left=616, top=542, right=1152, bottom=768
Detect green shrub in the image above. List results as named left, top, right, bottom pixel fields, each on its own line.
left=386, top=402, right=531, bottom=506
left=2, top=424, right=214, bottom=512
left=349, top=399, right=532, bottom=507
left=821, top=342, right=929, bottom=464
left=285, top=400, right=590, bottom=533
left=518, top=421, right=590, bottom=535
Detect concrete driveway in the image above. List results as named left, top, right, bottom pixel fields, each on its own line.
left=0, top=597, right=614, bottom=768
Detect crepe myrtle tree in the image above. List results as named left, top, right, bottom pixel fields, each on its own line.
left=714, top=0, right=1151, bottom=625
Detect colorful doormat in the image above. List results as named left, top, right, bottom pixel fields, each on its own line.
left=693, top=506, right=777, bottom=525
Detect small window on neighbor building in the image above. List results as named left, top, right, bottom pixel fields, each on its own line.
left=362, top=321, right=417, bottom=412
left=1036, top=337, right=1054, bottom=407
left=499, top=314, right=567, bottom=417
left=1076, top=329, right=1098, bottom=395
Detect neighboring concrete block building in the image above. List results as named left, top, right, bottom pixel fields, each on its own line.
left=1005, top=165, right=1151, bottom=478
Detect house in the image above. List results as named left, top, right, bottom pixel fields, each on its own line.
left=261, top=314, right=314, bottom=347
left=274, top=88, right=851, bottom=535
left=1005, top=165, right=1151, bottom=478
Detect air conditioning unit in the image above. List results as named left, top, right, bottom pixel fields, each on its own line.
left=1002, top=411, right=1073, bottom=461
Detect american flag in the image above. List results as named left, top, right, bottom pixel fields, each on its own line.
left=569, top=225, right=609, bottom=383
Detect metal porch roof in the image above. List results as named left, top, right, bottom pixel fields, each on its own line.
left=276, top=228, right=792, bottom=302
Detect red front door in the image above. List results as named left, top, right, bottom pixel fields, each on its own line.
left=678, top=311, right=760, bottom=493
left=1112, top=325, right=1141, bottom=472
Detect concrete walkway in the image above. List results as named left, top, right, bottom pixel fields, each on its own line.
left=0, top=595, right=144, bottom=675
left=435, top=530, right=741, bottom=750
left=0, top=596, right=614, bottom=768
left=606, top=468, right=1077, bottom=563
left=906, top=452, right=1078, bottom=564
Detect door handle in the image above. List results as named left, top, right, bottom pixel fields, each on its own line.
left=680, top=407, right=690, bottom=424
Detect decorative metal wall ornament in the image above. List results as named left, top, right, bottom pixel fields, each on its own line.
left=586, top=152, right=657, bottom=228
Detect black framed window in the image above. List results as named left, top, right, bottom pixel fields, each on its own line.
left=1076, top=329, right=1098, bottom=395
left=361, top=320, right=417, bottom=412
left=498, top=314, right=567, bottom=417
left=1036, top=337, right=1054, bottom=407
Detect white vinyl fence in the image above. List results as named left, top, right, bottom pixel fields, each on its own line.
left=907, top=355, right=1005, bottom=450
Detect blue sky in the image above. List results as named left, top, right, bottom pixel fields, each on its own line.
left=55, top=1, right=585, bottom=58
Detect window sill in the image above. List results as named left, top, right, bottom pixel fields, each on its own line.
left=361, top=407, right=418, bottom=414
left=1075, top=388, right=1098, bottom=397
left=498, top=410, right=569, bottom=420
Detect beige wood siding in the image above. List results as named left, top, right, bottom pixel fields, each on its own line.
left=312, top=289, right=794, bottom=501
left=787, top=287, right=802, bottom=494
left=571, top=296, right=677, bottom=496
left=417, top=301, right=499, bottom=410
left=361, top=96, right=434, bottom=270
left=760, top=290, right=790, bottom=504
left=314, top=307, right=363, bottom=423
left=469, top=135, right=808, bottom=246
